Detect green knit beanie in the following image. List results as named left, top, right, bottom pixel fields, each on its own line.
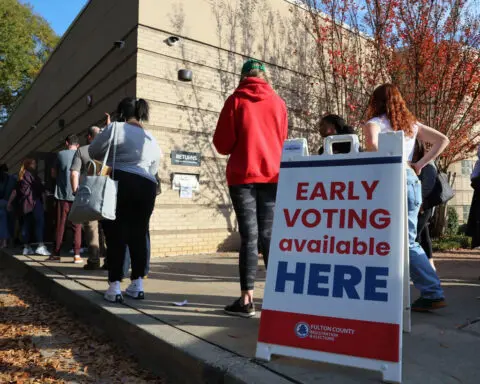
left=241, top=59, right=266, bottom=75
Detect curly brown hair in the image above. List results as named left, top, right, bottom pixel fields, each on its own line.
left=366, top=84, right=417, bottom=137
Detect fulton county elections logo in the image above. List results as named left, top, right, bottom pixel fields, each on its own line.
left=295, top=322, right=310, bottom=338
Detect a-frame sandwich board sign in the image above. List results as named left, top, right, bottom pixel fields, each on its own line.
left=256, top=132, right=409, bottom=383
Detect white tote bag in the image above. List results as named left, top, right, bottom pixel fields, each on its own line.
left=68, top=123, right=118, bottom=224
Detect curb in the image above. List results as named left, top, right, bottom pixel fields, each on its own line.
left=0, top=250, right=295, bottom=384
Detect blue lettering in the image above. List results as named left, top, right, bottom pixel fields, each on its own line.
left=307, top=264, right=331, bottom=296
left=275, top=261, right=305, bottom=294
left=364, top=267, right=389, bottom=302
left=332, top=265, right=361, bottom=299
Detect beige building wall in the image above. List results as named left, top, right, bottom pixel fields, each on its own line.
left=0, top=0, right=140, bottom=170
left=450, top=158, right=475, bottom=224
left=137, top=0, right=327, bottom=255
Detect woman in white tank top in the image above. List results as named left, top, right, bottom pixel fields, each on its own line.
left=363, top=84, right=449, bottom=312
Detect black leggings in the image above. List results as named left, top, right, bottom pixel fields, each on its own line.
left=229, top=183, right=277, bottom=291
left=103, top=171, right=156, bottom=282
left=417, top=208, right=433, bottom=259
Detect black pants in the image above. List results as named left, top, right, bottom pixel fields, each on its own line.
left=417, top=207, right=433, bottom=259
left=103, top=171, right=156, bottom=282
left=229, top=183, right=277, bottom=291
left=467, top=180, right=480, bottom=248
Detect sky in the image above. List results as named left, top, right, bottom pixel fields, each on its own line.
left=22, top=0, right=88, bottom=36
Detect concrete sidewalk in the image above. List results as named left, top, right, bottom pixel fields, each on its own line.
left=1, top=250, right=479, bottom=384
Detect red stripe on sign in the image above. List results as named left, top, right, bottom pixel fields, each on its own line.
left=258, top=309, right=400, bottom=362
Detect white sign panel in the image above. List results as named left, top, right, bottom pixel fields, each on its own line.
left=256, top=132, right=407, bottom=383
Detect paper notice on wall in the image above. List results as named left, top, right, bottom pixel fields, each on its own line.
left=180, top=185, right=193, bottom=199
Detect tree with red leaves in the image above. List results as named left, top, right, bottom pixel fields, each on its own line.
left=299, top=0, right=480, bottom=171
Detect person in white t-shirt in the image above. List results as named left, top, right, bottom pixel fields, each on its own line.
left=363, top=83, right=449, bottom=312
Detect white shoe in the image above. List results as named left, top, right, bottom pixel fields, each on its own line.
left=73, top=255, right=84, bottom=264
left=35, top=245, right=51, bottom=256
left=125, top=278, right=145, bottom=299
left=23, top=246, right=34, bottom=256
left=104, top=281, right=123, bottom=303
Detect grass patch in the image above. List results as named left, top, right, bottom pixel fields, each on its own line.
left=432, top=235, right=471, bottom=252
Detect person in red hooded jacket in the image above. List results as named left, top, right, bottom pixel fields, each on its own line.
left=213, top=59, right=288, bottom=318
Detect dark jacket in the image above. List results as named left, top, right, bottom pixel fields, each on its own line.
left=418, top=162, right=437, bottom=204
left=17, top=171, right=44, bottom=215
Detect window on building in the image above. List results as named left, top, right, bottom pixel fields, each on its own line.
left=461, top=160, right=474, bottom=176
left=463, top=205, right=470, bottom=224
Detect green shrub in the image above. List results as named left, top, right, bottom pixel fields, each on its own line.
left=445, top=207, right=459, bottom=236
left=432, top=235, right=471, bottom=252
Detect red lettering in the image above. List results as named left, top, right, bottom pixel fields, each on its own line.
left=369, top=237, right=375, bottom=255
left=330, top=182, right=346, bottom=200
left=296, top=182, right=309, bottom=200
left=347, top=181, right=360, bottom=200
left=348, top=209, right=367, bottom=229
left=370, top=209, right=391, bottom=229
left=301, top=209, right=321, bottom=228
left=362, top=180, right=379, bottom=200
left=336, top=240, right=351, bottom=254
left=310, top=182, right=327, bottom=200
left=323, top=235, right=329, bottom=253
left=352, top=237, right=367, bottom=255
left=284, top=209, right=301, bottom=227
left=323, top=209, right=338, bottom=228
left=307, top=240, right=321, bottom=253
left=294, top=239, right=307, bottom=251
left=280, top=238, right=292, bottom=251
left=376, top=242, right=390, bottom=256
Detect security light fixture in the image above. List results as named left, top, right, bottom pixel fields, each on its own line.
left=113, top=40, right=125, bottom=49
left=86, top=95, right=93, bottom=107
left=178, top=69, right=193, bottom=82
left=166, top=36, right=181, bottom=46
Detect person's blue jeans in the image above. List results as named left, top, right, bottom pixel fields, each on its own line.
left=21, top=200, right=44, bottom=245
left=123, top=232, right=151, bottom=278
left=407, top=168, right=444, bottom=299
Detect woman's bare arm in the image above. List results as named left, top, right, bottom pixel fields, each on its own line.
left=412, top=123, right=449, bottom=174
left=362, top=122, right=381, bottom=152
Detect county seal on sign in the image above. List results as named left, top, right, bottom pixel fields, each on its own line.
left=295, top=322, right=310, bottom=338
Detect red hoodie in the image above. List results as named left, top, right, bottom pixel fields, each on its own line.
left=213, top=77, right=288, bottom=186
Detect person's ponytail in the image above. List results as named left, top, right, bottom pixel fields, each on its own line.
left=135, top=99, right=149, bottom=122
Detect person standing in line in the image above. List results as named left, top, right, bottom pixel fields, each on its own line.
left=49, top=134, right=82, bottom=263
left=11, top=159, right=50, bottom=256
left=467, top=144, right=480, bottom=249
left=213, top=59, right=288, bottom=318
left=0, top=164, right=14, bottom=248
left=70, top=126, right=103, bottom=270
left=317, top=114, right=357, bottom=155
left=412, top=139, right=438, bottom=270
left=363, top=83, right=449, bottom=312
left=89, top=98, right=161, bottom=303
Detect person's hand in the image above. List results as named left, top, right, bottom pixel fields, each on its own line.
left=105, top=112, right=111, bottom=125
left=6, top=203, right=12, bottom=212
left=411, top=162, right=423, bottom=175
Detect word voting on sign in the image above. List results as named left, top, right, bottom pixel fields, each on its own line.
left=256, top=133, right=408, bottom=384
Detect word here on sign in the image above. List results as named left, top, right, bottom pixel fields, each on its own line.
left=257, top=132, right=407, bottom=384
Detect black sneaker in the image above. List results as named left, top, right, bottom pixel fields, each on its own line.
left=84, top=261, right=102, bottom=270
left=102, top=262, right=108, bottom=270
left=224, top=298, right=256, bottom=318
left=411, top=297, right=447, bottom=312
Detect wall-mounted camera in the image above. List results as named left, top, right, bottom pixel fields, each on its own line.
left=166, top=36, right=181, bottom=46
left=113, top=40, right=125, bottom=49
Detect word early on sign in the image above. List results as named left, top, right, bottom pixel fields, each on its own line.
left=256, top=133, right=408, bottom=383
left=171, top=151, right=201, bottom=166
